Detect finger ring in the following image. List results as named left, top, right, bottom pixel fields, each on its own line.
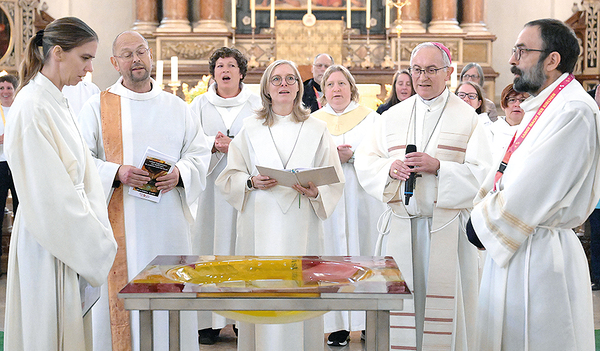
left=393, top=169, right=398, bottom=174
left=262, top=185, right=265, bottom=188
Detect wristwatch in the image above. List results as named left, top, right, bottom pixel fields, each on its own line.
left=247, top=177, right=254, bottom=190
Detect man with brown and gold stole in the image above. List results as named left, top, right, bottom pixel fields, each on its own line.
left=355, top=42, right=492, bottom=350
left=78, top=31, right=211, bottom=351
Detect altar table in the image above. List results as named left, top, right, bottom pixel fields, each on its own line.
left=118, top=255, right=411, bottom=351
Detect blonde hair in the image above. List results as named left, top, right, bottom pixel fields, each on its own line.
left=256, top=60, right=310, bottom=127
left=319, top=65, right=359, bottom=107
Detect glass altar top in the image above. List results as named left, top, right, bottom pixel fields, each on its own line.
left=120, top=255, right=410, bottom=297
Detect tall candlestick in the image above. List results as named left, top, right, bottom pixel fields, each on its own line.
left=232, top=0, right=236, bottom=29
left=270, top=0, right=275, bottom=28
left=251, top=0, right=256, bottom=28
left=385, top=0, right=390, bottom=29
left=171, top=56, right=178, bottom=82
left=346, top=0, right=351, bottom=29
left=365, top=0, right=371, bottom=29
left=156, top=60, right=164, bottom=86
left=307, top=0, right=312, bottom=14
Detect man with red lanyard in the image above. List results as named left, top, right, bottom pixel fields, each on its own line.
left=468, top=19, right=600, bottom=351
left=302, top=53, right=333, bottom=112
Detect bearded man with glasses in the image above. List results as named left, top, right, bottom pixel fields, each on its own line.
left=78, top=31, right=211, bottom=351
left=355, top=42, right=492, bottom=350
left=468, top=18, right=600, bottom=351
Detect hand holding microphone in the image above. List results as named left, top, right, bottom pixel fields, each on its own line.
left=404, top=144, right=417, bottom=204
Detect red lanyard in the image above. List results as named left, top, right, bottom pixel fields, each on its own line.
left=493, top=74, right=574, bottom=191
left=313, top=86, right=322, bottom=110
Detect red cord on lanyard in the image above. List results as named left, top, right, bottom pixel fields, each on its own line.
left=493, top=74, right=574, bottom=191
left=313, top=86, right=322, bottom=110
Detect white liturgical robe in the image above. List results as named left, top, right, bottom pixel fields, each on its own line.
left=78, top=77, right=211, bottom=351
left=4, top=73, right=117, bottom=351
left=355, top=89, right=492, bottom=350
left=313, top=101, right=386, bottom=332
left=471, top=73, right=600, bottom=351
left=216, top=113, right=344, bottom=351
left=189, top=83, right=261, bottom=330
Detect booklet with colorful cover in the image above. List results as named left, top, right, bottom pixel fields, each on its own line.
left=128, top=147, right=177, bottom=203
left=255, top=165, right=340, bottom=188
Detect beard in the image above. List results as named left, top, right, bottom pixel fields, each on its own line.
left=126, top=63, right=151, bottom=83
left=511, top=60, right=546, bottom=95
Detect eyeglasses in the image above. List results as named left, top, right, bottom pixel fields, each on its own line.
left=313, top=63, right=331, bottom=69
left=462, top=74, right=480, bottom=80
left=507, top=97, right=527, bottom=104
left=457, top=92, right=479, bottom=100
left=270, top=75, right=298, bottom=86
left=115, top=47, right=150, bottom=61
left=408, top=66, right=448, bottom=77
left=511, top=46, right=548, bottom=61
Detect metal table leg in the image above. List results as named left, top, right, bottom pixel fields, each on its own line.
left=169, top=310, right=180, bottom=351
left=139, top=310, right=153, bottom=351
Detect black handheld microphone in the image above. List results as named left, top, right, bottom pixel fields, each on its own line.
left=404, top=144, right=417, bottom=204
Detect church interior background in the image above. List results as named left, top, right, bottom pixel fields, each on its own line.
left=0, top=0, right=594, bottom=267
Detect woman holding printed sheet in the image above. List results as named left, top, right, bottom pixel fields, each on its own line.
left=216, top=59, right=344, bottom=351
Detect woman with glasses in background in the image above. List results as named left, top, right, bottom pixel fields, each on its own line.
left=216, top=59, right=344, bottom=351
left=486, top=83, right=529, bottom=159
left=459, top=62, right=498, bottom=121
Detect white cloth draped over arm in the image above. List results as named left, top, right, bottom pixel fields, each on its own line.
left=354, top=115, right=401, bottom=203
left=437, top=116, right=493, bottom=209
left=471, top=100, right=600, bottom=267
left=7, top=104, right=117, bottom=286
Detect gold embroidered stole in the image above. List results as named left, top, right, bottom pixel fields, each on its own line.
left=100, top=91, right=132, bottom=351
left=312, top=105, right=371, bottom=136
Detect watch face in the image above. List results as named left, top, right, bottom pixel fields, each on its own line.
left=247, top=178, right=253, bottom=189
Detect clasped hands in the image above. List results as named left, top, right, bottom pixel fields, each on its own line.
left=213, top=131, right=232, bottom=154
left=117, top=164, right=180, bottom=193
left=251, top=175, right=319, bottom=198
left=389, top=152, right=440, bottom=180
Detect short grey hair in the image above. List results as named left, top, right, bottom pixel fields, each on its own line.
left=410, top=42, right=451, bottom=68
left=460, top=62, right=485, bottom=86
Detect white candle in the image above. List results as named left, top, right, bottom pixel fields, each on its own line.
left=156, top=60, right=163, bottom=86
left=251, top=0, right=256, bottom=28
left=307, top=0, right=312, bottom=14
left=385, top=0, right=390, bottom=29
left=171, top=56, right=178, bottom=82
left=365, top=0, right=371, bottom=29
left=451, top=62, right=458, bottom=89
left=232, top=0, right=236, bottom=29
left=346, top=0, right=351, bottom=29
left=270, top=0, right=275, bottom=28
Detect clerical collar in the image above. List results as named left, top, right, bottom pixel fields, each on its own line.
left=418, top=90, right=446, bottom=106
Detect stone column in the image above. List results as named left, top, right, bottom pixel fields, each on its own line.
left=428, top=0, right=462, bottom=33
left=193, top=0, right=230, bottom=33
left=157, top=0, right=191, bottom=32
left=460, top=0, right=488, bottom=33
left=398, top=0, right=425, bottom=33
left=132, top=0, right=159, bottom=34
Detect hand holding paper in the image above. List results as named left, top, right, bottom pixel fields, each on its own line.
left=292, top=181, right=318, bottom=198
left=156, top=166, right=180, bottom=193
left=117, top=165, right=150, bottom=188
